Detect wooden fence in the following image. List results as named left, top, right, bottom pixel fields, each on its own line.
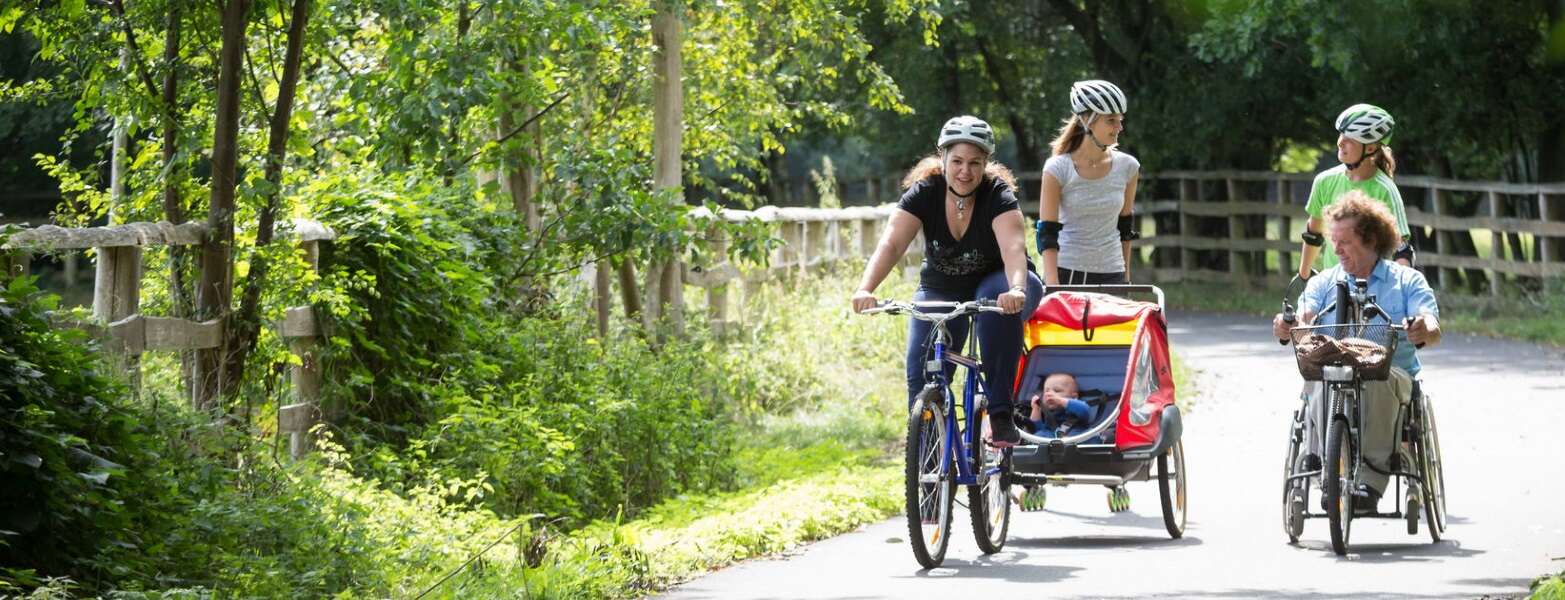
left=2, top=219, right=335, bottom=458
left=655, top=205, right=923, bottom=336
left=1009, top=170, right=1565, bottom=292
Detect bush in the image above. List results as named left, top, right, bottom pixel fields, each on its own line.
left=0, top=276, right=146, bottom=588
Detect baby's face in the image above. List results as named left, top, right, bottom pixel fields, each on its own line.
left=1040, top=375, right=1077, bottom=410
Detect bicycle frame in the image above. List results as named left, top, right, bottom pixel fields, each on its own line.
left=923, top=317, right=996, bottom=488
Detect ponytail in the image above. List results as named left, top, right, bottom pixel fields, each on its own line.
left=1374, top=146, right=1397, bottom=178
left=1050, top=116, right=1087, bottom=156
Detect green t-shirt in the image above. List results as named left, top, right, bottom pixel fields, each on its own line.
left=1303, top=165, right=1410, bottom=270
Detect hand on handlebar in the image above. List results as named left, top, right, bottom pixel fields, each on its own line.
left=1272, top=312, right=1294, bottom=343
left=1406, top=314, right=1438, bottom=348
left=998, top=289, right=1026, bottom=315
left=850, top=289, right=878, bottom=314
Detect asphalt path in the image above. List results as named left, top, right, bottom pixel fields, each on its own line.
left=660, top=310, right=1565, bottom=599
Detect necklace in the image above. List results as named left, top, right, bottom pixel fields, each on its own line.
left=949, top=185, right=976, bottom=217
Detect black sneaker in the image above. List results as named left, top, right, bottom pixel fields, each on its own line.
left=1352, top=484, right=1382, bottom=515
left=989, top=413, right=1021, bottom=447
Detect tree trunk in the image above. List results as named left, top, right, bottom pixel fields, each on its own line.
left=160, top=2, right=195, bottom=397
left=194, top=0, right=250, bottom=410
left=222, top=0, right=311, bottom=401
left=652, top=4, right=685, bottom=335
left=616, top=258, right=642, bottom=321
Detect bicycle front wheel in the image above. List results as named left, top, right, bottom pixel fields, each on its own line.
left=906, top=388, right=953, bottom=568
left=967, top=398, right=1010, bottom=554
left=1324, top=417, right=1353, bottom=556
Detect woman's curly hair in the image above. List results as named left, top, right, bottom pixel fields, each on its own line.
left=1324, top=190, right=1400, bottom=258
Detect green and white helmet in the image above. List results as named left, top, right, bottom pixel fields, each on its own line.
left=937, top=115, right=997, bottom=155
left=1335, top=103, right=1395, bottom=145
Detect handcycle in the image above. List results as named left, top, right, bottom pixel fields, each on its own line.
left=1278, top=275, right=1448, bottom=555
left=861, top=298, right=1013, bottom=569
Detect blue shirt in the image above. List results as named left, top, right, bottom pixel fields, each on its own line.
left=1298, top=259, right=1439, bottom=376
left=1030, top=398, right=1094, bottom=437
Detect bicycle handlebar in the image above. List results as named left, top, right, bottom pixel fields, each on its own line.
left=860, top=298, right=1007, bottom=321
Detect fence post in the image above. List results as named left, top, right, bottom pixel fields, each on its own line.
left=859, top=216, right=880, bottom=258
left=1429, top=187, right=1450, bottom=288
left=706, top=222, right=730, bottom=337
left=279, top=238, right=324, bottom=459
left=1277, top=178, right=1293, bottom=278
left=1487, top=191, right=1503, bottom=296
left=1179, top=178, right=1195, bottom=281
left=1543, top=191, right=1559, bottom=267
left=805, top=220, right=826, bottom=273
left=93, top=245, right=143, bottom=387
left=1225, top=178, right=1245, bottom=280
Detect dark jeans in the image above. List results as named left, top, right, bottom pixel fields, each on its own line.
left=1055, top=267, right=1127, bottom=285
left=905, top=269, right=1044, bottom=416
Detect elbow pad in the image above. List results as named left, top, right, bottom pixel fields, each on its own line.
left=1301, top=230, right=1324, bottom=247
left=1393, top=241, right=1416, bottom=264
left=1036, top=220, right=1063, bottom=252
left=1117, top=214, right=1140, bottom=241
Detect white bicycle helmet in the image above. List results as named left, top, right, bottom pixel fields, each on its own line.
left=1070, top=80, right=1128, bottom=115
left=936, top=115, right=996, bottom=155
left=1336, top=103, right=1395, bottom=145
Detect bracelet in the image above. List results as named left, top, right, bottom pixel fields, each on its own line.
left=1009, top=285, right=1026, bottom=293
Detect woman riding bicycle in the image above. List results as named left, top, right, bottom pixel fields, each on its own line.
left=1036, top=79, right=1141, bottom=285
left=850, top=115, right=1043, bottom=447
left=1272, top=191, right=1442, bottom=513
left=1297, top=103, right=1415, bottom=279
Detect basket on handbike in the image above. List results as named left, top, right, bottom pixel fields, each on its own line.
left=1290, top=322, right=1397, bottom=381
left=1006, top=285, right=1187, bottom=539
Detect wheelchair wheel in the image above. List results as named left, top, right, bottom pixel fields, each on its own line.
left=967, top=399, right=1010, bottom=554
left=1281, top=411, right=1307, bottom=543
left=1417, top=394, right=1447, bottom=542
left=1324, top=418, right=1354, bottom=556
left=1157, top=438, right=1187, bottom=539
left=905, top=389, right=953, bottom=568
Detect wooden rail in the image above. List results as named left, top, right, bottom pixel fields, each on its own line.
left=1013, top=169, right=1565, bottom=291
left=2, top=218, right=336, bottom=458
left=676, top=205, right=921, bottom=335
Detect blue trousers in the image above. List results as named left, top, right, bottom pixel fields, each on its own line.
left=905, top=269, right=1044, bottom=416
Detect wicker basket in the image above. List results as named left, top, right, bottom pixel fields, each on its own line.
left=1289, top=323, right=1396, bottom=381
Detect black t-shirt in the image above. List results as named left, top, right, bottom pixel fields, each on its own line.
left=896, top=175, right=1034, bottom=293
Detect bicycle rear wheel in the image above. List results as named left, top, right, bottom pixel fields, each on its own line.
left=967, top=399, right=1010, bottom=554
left=1324, top=417, right=1353, bottom=556
left=906, top=389, right=953, bottom=568
left=1418, top=394, right=1447, bottom=542
left=1158, top=438, right=1187, bottom=539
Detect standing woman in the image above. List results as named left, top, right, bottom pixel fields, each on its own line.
left=1297, top=103, right=1414, bottom=279
left=1035, top=80, right=1141, bottom=285
left=851, top=115, right=1043, bottom=446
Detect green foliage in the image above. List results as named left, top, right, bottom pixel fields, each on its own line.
left=0, top=276, right=140, bottom=586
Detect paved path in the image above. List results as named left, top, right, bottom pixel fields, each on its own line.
left=660, top=311, right=1565, bottom=599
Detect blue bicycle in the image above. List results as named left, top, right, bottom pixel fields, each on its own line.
left=863, top=299, right=1011, bottom=568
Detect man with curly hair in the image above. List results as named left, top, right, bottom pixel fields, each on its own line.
left=1272, top=190, right=1442, bottom=515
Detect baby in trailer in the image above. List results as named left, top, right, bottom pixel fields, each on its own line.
left=1027, top=373, right=1094, bottom=438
